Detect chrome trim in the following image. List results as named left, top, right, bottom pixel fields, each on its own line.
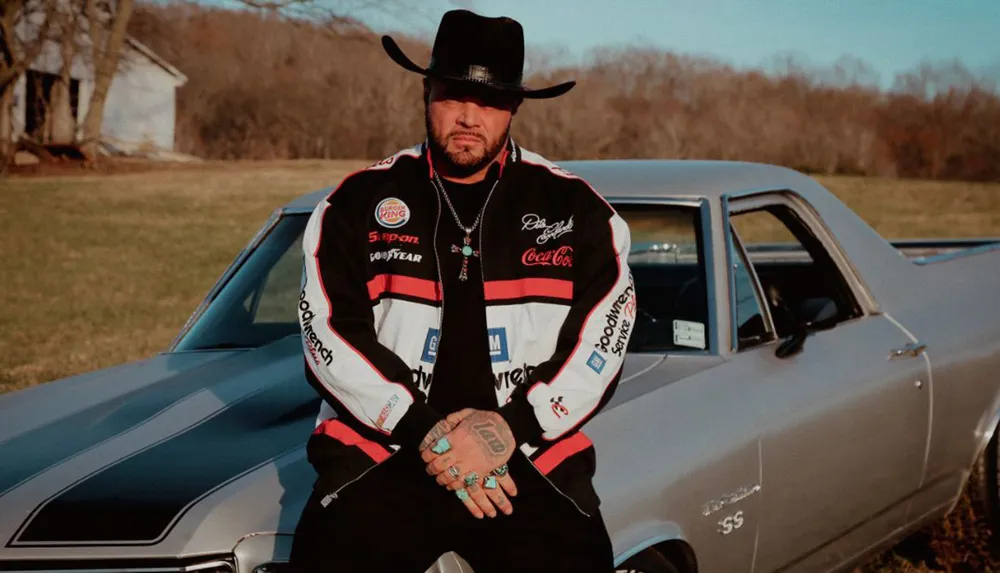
left=698, top=197, right=719, bottom=356
left=720, top=195, right=739, bottom=352
left=0, top=559, right=235, bottom=573
left=910, top=240, right=1000, bottom=265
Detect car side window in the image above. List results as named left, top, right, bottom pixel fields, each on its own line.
left=616, top=203, right=711, bottom=353
left=729, top=202, right=863, bottom=339
left=728, top=225, right=774, bottom=350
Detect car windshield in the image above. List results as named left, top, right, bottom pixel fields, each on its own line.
left=173, top=204, right=712, bottom=354
left=173, top=214, right=309, bottom=352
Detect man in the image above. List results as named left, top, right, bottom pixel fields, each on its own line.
left=289, top=9, right=635, bottom=573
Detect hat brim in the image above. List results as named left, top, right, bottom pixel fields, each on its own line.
left=381, top=35, right=575, bottom=99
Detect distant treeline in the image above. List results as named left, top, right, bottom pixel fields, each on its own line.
left=130, top=2, right=1000, bottom=181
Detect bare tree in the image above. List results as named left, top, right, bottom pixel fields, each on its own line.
left=79, top=0, right=133, bottom=158
left=47, top=0, right=84, bottom=144
left=0, top=0, right=53, bottom=163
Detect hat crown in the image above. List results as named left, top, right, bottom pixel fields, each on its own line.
left=428, top=10, right=525, bottom=88
left=379, top=9, right=575, bottom=99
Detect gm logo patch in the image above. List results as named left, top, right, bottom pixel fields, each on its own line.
left=487, top=328, right=510, bottom=363
left=421, top=328, right=440, bottom=363
left=587, top=350, right=606, bottom=374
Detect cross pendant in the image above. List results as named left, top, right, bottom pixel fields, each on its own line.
left=449, top=234, right=479, bottom=281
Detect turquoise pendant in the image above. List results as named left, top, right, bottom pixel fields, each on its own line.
left=461, top=245, right=473, bottom=256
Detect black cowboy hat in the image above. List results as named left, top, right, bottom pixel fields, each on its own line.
left=381, top=9, right=576, bottom=99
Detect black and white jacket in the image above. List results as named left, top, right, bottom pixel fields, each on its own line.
left=298, top=139, right=635, bottom=514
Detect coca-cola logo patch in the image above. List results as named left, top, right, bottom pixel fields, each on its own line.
left=521, top=246, right=573, bottom=267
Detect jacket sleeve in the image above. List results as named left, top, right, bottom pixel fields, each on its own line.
left=499, top=183, right=635, bottom=443
left=299, top=180, right=443, bottom=450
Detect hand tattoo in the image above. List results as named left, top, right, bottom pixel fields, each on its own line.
left=419, top=419, right=453, bottom=452
left=473, top=422, right=507, bottom=455
left=461, top=412, right=514, bottom=463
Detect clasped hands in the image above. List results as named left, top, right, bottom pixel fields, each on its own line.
left=418, top=408, right=518, bottom=519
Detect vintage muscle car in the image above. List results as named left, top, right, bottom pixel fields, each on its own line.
left=2, top=159, right=1000, bottom=573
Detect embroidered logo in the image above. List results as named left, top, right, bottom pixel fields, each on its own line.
left=550, top=396, right=570, bottom=419
left=521, top=246, right=573, bottom=267
left=369, top=231, right=419, bottom=244
left=370, top=249, right=422, bottom=263
left=521, top=213, right=573, bottom=244
left=487, top=328, right=510, bottom=363
left=375, top=197, right=410, bottom=228
left=421, top=328, right=440, bottom=363
left=587, top=350, right=606, bottom=374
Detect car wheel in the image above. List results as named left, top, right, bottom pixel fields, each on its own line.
left=616, top=546, right=681, bottom=573
left=968, top=424, right=1000, bottom=541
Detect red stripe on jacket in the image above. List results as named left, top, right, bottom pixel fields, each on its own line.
left=367, top=274, right=443, bottom=302
left=484, top=278, right=573, bottom=301
left=314, top=419, right=391, bottom=463
left=533, top=432, right=593, bottom=474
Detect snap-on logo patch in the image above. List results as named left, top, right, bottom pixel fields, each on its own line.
left=375, top=197, right=410, bottom=228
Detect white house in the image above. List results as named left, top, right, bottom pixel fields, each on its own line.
left=11, top=34, right=187, bottom=153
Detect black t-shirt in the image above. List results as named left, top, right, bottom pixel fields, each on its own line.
left=427, top=175, right=498, bottom=416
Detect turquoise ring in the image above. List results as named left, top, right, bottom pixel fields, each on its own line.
left=464, top=472, right=479, bottom=487
left=431, top=437, right=451, bottom=455
left=492, top=463, right=508, bottom=477
left=456, top=489, right=470, bottom=501
left=484, top=475, right=498, bottom=490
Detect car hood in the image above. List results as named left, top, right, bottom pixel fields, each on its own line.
left=0, top=335, right=321, bottom=563
left=0, top=339, right=716, bottom=566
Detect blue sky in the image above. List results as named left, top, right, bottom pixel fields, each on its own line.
left=347, top=0, right=1000, bottom=89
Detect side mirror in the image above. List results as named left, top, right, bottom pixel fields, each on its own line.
left=775, top=297, right=839, bottom=359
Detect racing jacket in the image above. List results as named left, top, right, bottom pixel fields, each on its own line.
left=298, top=138, right=635, bottom=515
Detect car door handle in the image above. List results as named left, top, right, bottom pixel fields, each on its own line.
left=889, top=342, right=927, bottom=360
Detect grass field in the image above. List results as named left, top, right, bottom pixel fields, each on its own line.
left=2, top=160, right=1000, bottom=571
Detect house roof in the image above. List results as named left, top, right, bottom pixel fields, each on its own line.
left=125, top=35, right=187, bottom=86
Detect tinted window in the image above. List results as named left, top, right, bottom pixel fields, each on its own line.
left=618, top=204, right=710, bottom=353
left=174, top=215, right=308, bottom=351
left=729, top=203, right=862, bottom=339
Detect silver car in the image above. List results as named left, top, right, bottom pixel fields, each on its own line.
left=2, top=160, right=1000, bottom=573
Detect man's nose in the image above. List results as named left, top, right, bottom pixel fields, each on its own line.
left=456, top=101, right=483, bottom=126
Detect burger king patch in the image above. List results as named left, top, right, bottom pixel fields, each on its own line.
left=375, top=197, right=410, bottom=228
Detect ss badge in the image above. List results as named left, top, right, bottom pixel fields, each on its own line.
left=717, top=510, right=744, bottom=535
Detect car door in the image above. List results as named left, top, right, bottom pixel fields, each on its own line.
left=719, top=192, right=931, bottom=573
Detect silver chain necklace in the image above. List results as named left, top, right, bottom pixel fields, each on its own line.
left=431, top=169, right=499, bottom=281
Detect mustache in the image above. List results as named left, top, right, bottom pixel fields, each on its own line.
left=448, top=131, right=485, bottom=142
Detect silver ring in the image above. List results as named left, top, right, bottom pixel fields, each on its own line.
left=448, top=465, right=460, bottom=479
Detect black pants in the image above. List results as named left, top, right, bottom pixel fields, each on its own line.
left=288, top=448, right=615, bottom=572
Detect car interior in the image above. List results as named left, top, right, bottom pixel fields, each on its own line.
left=730, top=204, right=864, bottom=342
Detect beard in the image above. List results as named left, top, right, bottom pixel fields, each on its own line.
left=426, top=110, right=510, bottom=179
